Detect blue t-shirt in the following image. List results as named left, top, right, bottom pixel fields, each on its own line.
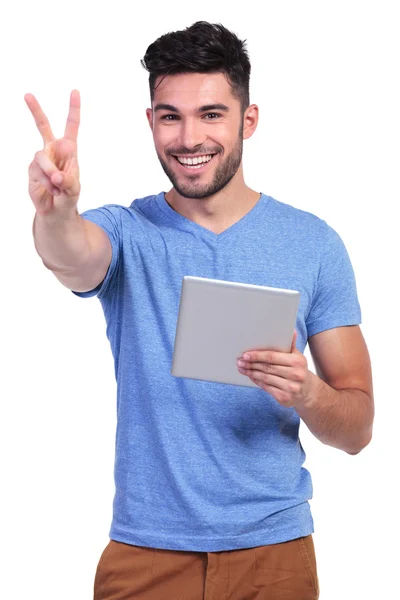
left=73, top=192, right=361, bottom=551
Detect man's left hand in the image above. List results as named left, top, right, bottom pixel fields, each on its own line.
left=237, top=331, right=312, bottom=408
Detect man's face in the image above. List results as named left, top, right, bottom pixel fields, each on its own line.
left=146, top=72, right=244, bottom=199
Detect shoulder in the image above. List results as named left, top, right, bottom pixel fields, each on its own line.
left=129, top=192, right=163, bottom=215
left=262, top=194, right=340, bottom=249
left=265, top=195, right=328, bottom=230
left=81, top=193, right=162, bottom=223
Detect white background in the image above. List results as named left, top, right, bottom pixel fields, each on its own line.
left=1, top=1, right=399, bottom=598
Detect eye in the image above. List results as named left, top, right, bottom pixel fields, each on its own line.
left=204, top=113, right=221, bottom=120
left=160, top=114, right=179, bottom=121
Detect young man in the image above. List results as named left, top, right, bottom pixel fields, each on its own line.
left=26, top=21, right=373, bottom=600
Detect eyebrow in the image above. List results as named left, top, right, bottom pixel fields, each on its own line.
left=153, top=103, right=230, bottom=113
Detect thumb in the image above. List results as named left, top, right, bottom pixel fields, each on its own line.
left=51, top=171, right=80, bottom=197
left=290, top=330, right=298, bottom=353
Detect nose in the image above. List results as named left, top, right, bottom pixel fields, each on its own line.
left=178, top=117, right=206, bottom=152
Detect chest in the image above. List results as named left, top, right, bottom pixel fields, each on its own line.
left=119, top=229, right=319, bottom=349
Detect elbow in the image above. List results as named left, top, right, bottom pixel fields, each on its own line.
left=346, top=394, right=375, bottom=455
left=346, top=427, right=373, bottom=456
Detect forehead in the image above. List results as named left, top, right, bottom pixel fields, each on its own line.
left=153, top=72, right=238, bottom=109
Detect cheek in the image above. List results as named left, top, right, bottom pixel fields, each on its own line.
left=153, top=127, right=175, bottom=153
left=215, top=125, right=239, bottom=149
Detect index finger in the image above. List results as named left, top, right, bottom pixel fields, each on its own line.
left=241, top=349, right=293, bottom=366
left=64, top=89, right=81, bottom=141
left=24, top=93, right=56, bottom=144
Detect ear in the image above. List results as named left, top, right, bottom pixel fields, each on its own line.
left=242, top=104, right=259, bottom=140
left=146, top=108, right=153, bottom=132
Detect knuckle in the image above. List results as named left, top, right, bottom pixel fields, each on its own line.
left=293, top=369, right=304, bottom=382
left=275, top=391, right=288, bottom=404
left=29, top=162, right=41, bottom=179
left=294, top=353, right=305, bottom=364
left=282, top=393, right=293, bottom=405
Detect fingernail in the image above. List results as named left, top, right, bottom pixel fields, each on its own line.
left=243, top=353, right=251, bottom=360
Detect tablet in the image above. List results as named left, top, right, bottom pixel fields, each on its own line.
left=171, top=276, right=300, bottom=388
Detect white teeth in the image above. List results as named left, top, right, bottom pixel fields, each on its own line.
left=176, top=154, right=213, bottom=166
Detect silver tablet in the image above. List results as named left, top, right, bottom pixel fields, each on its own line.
left=171, top=276, right=300, bottom=388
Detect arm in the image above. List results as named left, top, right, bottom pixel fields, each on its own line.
left=296, top=326, right=374, bottom=454
left=33, top=209, right=112, bottom=292
left=26, top=90, right=112, bottom=292
left=237, top=326, right=374, bottom=455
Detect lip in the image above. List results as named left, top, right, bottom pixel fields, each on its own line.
left=172, top=154, right=216, bottom=174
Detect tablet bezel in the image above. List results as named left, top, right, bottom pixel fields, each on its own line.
left=171, top=276, right=300, bottom=388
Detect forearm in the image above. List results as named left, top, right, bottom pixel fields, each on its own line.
left=296, top=371, right=374, bottom=455
left=33, top=208, right=90, bottom=273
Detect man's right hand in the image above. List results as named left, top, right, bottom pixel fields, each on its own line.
left=25, top=89, right=81, bottom=216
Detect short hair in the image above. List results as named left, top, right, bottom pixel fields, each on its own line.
left=141, top=21, right=251, bottom=111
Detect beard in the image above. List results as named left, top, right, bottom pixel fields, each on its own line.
left=156, top=124, right=244, bottom=200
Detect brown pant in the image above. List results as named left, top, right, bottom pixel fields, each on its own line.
left=94, top=536, right=319, bottom=599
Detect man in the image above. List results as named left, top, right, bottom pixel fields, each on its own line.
left=26, top=21, right=373, bottom=600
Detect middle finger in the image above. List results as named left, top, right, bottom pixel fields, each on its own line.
left=237, top=360, right=292, bottom=378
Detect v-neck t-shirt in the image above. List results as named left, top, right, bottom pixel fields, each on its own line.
left=73, top=192, right=361, bottom=551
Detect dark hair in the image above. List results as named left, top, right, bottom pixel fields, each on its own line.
left=141, top=21, right=251, bottom=112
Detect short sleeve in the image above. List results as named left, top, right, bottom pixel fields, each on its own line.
left=72, top=204, right=122, bottom=299
left=306, top=224, right=361, bottom=337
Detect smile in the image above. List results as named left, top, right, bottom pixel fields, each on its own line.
left=173, top=154, right=215, bottom=169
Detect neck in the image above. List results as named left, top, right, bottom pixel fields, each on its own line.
left=164, top=169, right=260, bottom=234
